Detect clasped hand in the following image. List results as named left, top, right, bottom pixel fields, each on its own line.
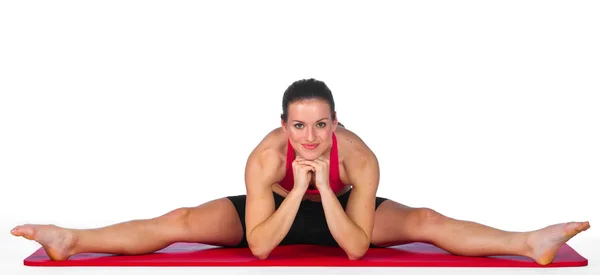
left=291, top=155, right=330, bottom=192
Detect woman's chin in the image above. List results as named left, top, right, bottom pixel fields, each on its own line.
left=297, top=152, right=322, bottom=160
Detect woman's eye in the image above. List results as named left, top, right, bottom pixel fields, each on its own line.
left=294, top=124, right=304, bottom=129
left=317, top=122, right=326, bottom=128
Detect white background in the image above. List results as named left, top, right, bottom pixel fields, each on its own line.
left=1, top=1, right=598, bottom=274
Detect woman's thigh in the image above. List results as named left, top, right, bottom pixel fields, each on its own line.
left=371, top=199, right=432, bottom=247
left=180, top=196, right=245, bottom=247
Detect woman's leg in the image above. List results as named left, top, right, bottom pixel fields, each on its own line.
left=370, top=200, right=590, bottom=265
left=11, top=197, right=243, bottom=260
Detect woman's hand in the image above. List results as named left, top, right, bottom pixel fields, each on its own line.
left=292, top=156, right=315, bottom=192
left=296, top=156, right=331, bottom=192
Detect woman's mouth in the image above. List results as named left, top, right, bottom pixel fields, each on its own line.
left=302, top=143, right=319, bottom=150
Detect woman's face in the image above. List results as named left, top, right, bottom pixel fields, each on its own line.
left=282, top=99, right=337, bottom=160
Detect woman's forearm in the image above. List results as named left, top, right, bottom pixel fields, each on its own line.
left=247, top=188, right=305, bottom=259
left=319, top=187, right=370, bottom=259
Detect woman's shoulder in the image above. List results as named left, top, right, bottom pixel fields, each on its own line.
left=335, top=127, right=373, bottom=155
left=335, top=127, right=377, bottom=168
left=335, top=127, right=379, bottom=187
left=245, top=127, right=287, bottom=171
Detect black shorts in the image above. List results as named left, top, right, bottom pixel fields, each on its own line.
left=226, top=188, right=388, bottom=248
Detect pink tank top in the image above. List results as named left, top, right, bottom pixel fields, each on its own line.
left=278, top=132, right=345, bottom=194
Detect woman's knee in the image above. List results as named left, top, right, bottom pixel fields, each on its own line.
left=413, top=207, right=445, bottom=229
left=160, top=207, right=192, bottom=230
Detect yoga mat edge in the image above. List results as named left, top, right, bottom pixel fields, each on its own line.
left=23, top=242, right=588, bottom=268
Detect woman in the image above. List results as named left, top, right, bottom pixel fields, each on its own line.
left=11, top=78, right=590, bottom=265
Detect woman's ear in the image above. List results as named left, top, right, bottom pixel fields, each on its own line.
left=333, top=111, right=338, bottom=131
left=281, top=115, right=288, bottom=132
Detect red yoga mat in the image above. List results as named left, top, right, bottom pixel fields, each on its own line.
left=24, top=242, right=587, bottom=268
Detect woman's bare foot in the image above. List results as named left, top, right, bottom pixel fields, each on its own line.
left=11, top=224, right=78, bottom=260
left=527, top=221, right=590, bottom=265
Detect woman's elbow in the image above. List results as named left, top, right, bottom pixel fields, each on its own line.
left=251, top=248, right=271, bottom=260
left=345, top=241, right=370, bottom=260
left=247, top=235, right=272, bottom=260
left=346, top=250, right=367, bottom=260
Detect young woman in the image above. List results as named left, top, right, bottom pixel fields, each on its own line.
left=11, top=78, right=590, bottom=265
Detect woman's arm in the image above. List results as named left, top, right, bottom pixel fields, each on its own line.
left=244, top=149, right=309, bottom=259
left=319, top=150, right=379, bottom=260
left=297, top=140, right=379, bottom=260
